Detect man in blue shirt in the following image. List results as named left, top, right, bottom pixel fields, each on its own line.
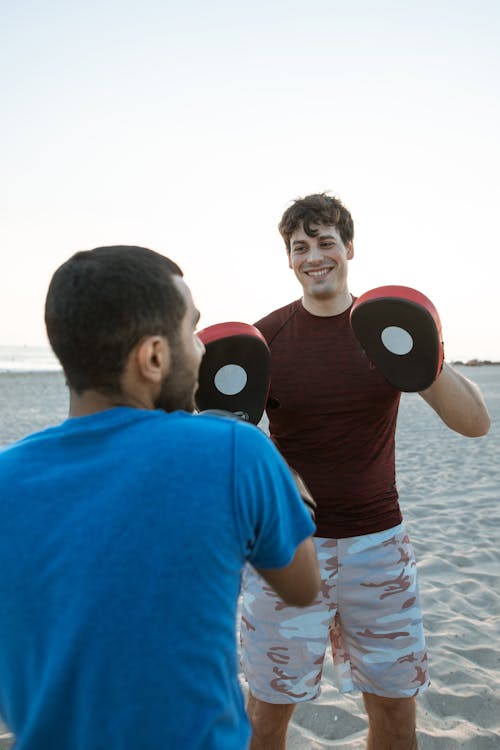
left=0, top=245, right=320, bottom=750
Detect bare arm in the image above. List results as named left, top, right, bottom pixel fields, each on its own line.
left=419, top=362, right=491, bottom=436
left=255, top=537, right=320, bottom=607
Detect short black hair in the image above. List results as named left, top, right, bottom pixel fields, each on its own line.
left=279, top=193, right=354, bottom=252
left=45, top=245, right=185, bottom=395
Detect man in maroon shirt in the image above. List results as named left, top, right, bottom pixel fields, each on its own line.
left=240, top=193, right=490, bottom=750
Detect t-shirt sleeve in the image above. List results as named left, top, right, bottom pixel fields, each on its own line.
left=232, top=423, right=315, bottom=570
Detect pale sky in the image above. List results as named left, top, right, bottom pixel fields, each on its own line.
left=1, top=0, right=499, bottom=361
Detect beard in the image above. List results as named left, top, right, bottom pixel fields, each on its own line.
left=153, top=343, right=198, bottom=414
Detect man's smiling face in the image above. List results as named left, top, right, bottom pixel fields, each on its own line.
left=288, top=222, right=353, bottom=305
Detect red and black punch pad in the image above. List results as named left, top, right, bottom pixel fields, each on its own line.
left=350, top=286, right=444, bottom=392
left=195, top=322, right=270, bottom=425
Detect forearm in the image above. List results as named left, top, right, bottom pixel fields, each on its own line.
left=255, top=537, right=320, bottom=607
left=419, top=362, right=491, bottom=437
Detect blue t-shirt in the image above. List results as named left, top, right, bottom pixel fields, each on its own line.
left=0, top=407, right=314, bottom=750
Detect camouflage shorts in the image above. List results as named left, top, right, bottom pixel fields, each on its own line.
left=240, top=523, right=429, bottom=702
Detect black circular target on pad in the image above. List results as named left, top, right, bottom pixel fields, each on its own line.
left=195, top=322, right=270, bottom=424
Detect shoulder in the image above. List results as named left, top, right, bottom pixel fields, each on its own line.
left=196, top=412, right=283, bottom=462
left=195, top=412, right=268, bottom=445
left=254, top=300, right=301, bottom=344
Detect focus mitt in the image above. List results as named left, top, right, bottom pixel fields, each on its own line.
left=195, top=322, right=270, bottom=425
left=350, top=285, right=444, bottom=392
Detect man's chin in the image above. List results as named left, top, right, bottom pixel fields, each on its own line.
left=308, top=287, right=336, bottom=301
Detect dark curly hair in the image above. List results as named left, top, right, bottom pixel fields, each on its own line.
left=278, top=193, right=354, bottom=252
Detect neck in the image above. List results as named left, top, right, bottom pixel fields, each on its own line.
left=69, top=389, right=152, bottom=418
left=301, top=291, right=352, bottom=317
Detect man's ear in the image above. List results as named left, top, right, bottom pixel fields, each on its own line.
left=135, top=335, right=171, bottom=384
left=346, top=241, right=354, bottom=260
left=287, top=251, right=293, bottom=269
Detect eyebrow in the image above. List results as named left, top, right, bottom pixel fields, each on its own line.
left=291, top=232, right=337, bottom=247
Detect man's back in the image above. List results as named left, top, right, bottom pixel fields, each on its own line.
left=0, top=407, right=313, bottom=750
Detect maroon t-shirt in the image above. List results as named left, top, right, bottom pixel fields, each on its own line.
left=255, top=299, right=402, bottom=538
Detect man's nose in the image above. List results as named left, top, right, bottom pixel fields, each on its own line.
left=306, top=244, right=323, bottom=262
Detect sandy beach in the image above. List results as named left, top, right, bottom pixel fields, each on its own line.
left=1, top=366, right=499, bottom=748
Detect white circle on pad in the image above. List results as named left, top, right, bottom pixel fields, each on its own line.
left=381, top=326, right=413, bottom=355
left=214, top=364, right=248, bottom=395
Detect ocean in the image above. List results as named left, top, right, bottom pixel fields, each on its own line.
left=0, top=345, right=61, bottom=373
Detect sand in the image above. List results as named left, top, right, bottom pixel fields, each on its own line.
left=1, top=366, right=499, bottom=748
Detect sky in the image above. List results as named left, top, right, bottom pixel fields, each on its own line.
left=1, top=0, right=499, bottom=362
